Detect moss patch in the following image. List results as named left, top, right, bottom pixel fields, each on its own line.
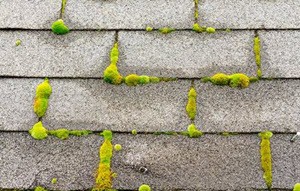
left=33, top=78, right=52, bottom=118
left=93, top=130, right=115, bottom=191
left=139, top=184, right=151, bottom=191
left=159, top=27, right=175, bottom=34
left=34, top=186, right=47, bottom=191
left=259, top=131, right=273, bottom=190
left=104, top=43, right=123, bottom=85
left=254, top=36, right=262, bottom=78
left=146, top=26, right=153, bottom=32
left=186, top=87, right=197, bottom=120
left=15, top=39, right=21, bottom=46
left=192, top=24, right=215, bottom=34
left=203, top=73, right=254, bottom=88
left=51, top=19, right=69, bottom=35
left=114, top=144, right=122, bottom=151
left=185, top=124, right=203, bottom=138
left=294, top=183, right=300, bottom=191
left=29, top=121, right=48, bottom=140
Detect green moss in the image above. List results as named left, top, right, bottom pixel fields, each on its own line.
left=48, top=128, right=69, bottom=140
left=159, top=27, right=175, bottom=34
left=139, top=184, right=151, bottom=191
left=259, top=131, right=273, bottom=190
left=69, top=130, right=92, bottom=136
left=186, top=124, right=203, bottom=138
left=34, top=186, right=47, bottom=191
left=29, top=121, right=48, bottom=140
left=294, top=183, right=300, bottom=191
left=206, top=27, right=216, bottom=33
left=254, top=36, right=262, bottom=79
left=104, top=43, right=123, bottom=85
left=229, top=73, right=250, bottom=88
left=192, top=23, right=206, bottom=33
left=51, top=178, right=57, bottom=184
left=94, top=130, right=114, bottom=190
left=34, top=98, right=49, bottom=118
left=146, top=26, right=153, bottom=32
left=131, top=129, right=137, bottom=135
left=114, top=144, right=122, bottom=151
left=15, top=39, right=21, bottom=46
left=51, top=19, right=69, bottom=35
left=209, top=73, right=230, bottom=85
left=61, top=0, right=67, bottom=16
left=149, top=76, right=160, bottom=83
left=36, top=78, right=52, bottom=99
left=225, top=28, right=231, bottom=32
left=154, top=131, right=178, bottom=136
left=139, top=75, right=150, bottom=85
left=221, top=132, right=238, bottom=136
left=125, top=74, right=140, bottom=86
left=186, top=87, right=197, bottom=120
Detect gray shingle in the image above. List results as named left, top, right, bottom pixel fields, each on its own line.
left=195, top=80, right=300, bottom=132
left=260, top=31, right=300, bottom=78
left=64, top=0, right=193, bottom=29
left=118, top=31, right=256, bottom=78
left=0, top=79, right=38, bottom=131
left=0, top=132, right=100, bottom=190
left=0, top=31, right=115, bottom=78
left=199, top=0, right=300, bottom=29
left=0, top=0, right=61, bottom=29
left=42, top=79, right=190, bottom=132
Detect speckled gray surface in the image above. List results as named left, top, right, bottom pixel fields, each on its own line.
left=118, top=31, right=256, bottom=78
left=0, top=132, right=101, bottom=190
left=42, top=79, right=190, bottom=132
left=0, top=78, right=38, bottom=131
left=195, top=80, right=300, bottom=132
left=0, top=0, right=61, bottom=29
left=64, top=0, right=193, bottom=29
left=0, top=31, right=115, bottom=77
left=199, top=0, right=300, bottom=29
left=112, top=134, right=268, bottom=190
left=260, top=31, right=300, bottom=78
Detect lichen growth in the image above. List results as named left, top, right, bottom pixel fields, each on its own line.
left=29, top=121, right=48, bottom=140
left=114, top=144, right=122, bottom=151
left=259, top=131, right=273, bottom=190
left=51, top=19, right=69, bottom=35
left=104, top=43, right=123, bottom=85
left=294, top=183, right=300, bottom=191
left=146, top=26, right=153, bottom=32
left=159, top=27, right=175, bottom=34
left=203, top=73, right=251, bottom=88
left=139, top=184, right=151, bottom=191
left=51, top=178, right=57, bottom=184
left=186, top=87, right=197, bottom=120
left=93, top=130, right=114, bottom=191
left=186, top=124, right=203, bottom=138
left=33, top=78, right=52, bottom=118
left=34, top=186, right=47, bottom=191
left=15, top=39, right=21, bottom=46
left=254, top=36, right=262, bottom=79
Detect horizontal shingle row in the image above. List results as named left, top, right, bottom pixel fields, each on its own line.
left=0, top=31, right=299, bottom=78
left=0, top=133, right=299, bottom=190
left=1, top=78, right=299, bottom=132
left=1, top=0, right=300, bottom=29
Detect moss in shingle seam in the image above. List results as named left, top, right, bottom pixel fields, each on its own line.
left=159, top=27, right=175, bottom=34
left=259, top=131, right=273, bottom=190
left=186, top=87, right=197, bottom=120
left=294, top=183, right=300, bottom=191
left=202, top=73, right=259, bottom=88
left=254, top=36, right=262, bottom=79
left=51, top=0, right=69, bottom=35
left=33, top=78, right=52, bottom=118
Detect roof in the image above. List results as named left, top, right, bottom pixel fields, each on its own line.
left=0, top=0, right=300, bottom=190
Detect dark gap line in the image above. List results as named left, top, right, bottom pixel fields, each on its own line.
left=0, top=28, right=300, bottom=32
left=0, top=76, right=299, bottom=81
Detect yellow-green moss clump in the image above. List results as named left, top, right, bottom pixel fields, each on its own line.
left=125, top=74, right=152, bottom=86
left=48, top=129, right=92, bottom=140
left=203, top=73, right=253, bottom=88
left=159, top=27, right=175, bottom=34
left=34, top=186, right=47, bottom=191
left=29, top=121, right=48, bottom=140
left=51, top=178, right=57, bottom=184
left=186, top=124, right=203, bottom=138
left=93, top=130, right=115, bottom=191
left=186, top=87, right=197, bottom=120
left=33, top=78, right=52, bottom=118
left=51, top=19, right=69, bottom=35
left=146, top=26, right=153, bottom=32
left=254, top=36, right=262, bottom=78
left=15, top=39, right=21, bottom=46
left=193, top=24, right=215, bottom=33
left=114, top=144, right=122, bottom=151
left=139, top=184, right=151, bottom=191
left=259, top=131, right=273, bottom=190
left=132, top=129, right=137, bottom=135
left=103, top=43, right=123, bottom=85
left=294, top=183, right=300, bottom=191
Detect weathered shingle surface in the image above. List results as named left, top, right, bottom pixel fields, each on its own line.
left=0, top=0, right=61, bottom=29
left=1, top=0, right=300, bottom=190
left=64, top=0, right=194, bottom=29
left=199, top=0, right=300, bottom=29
